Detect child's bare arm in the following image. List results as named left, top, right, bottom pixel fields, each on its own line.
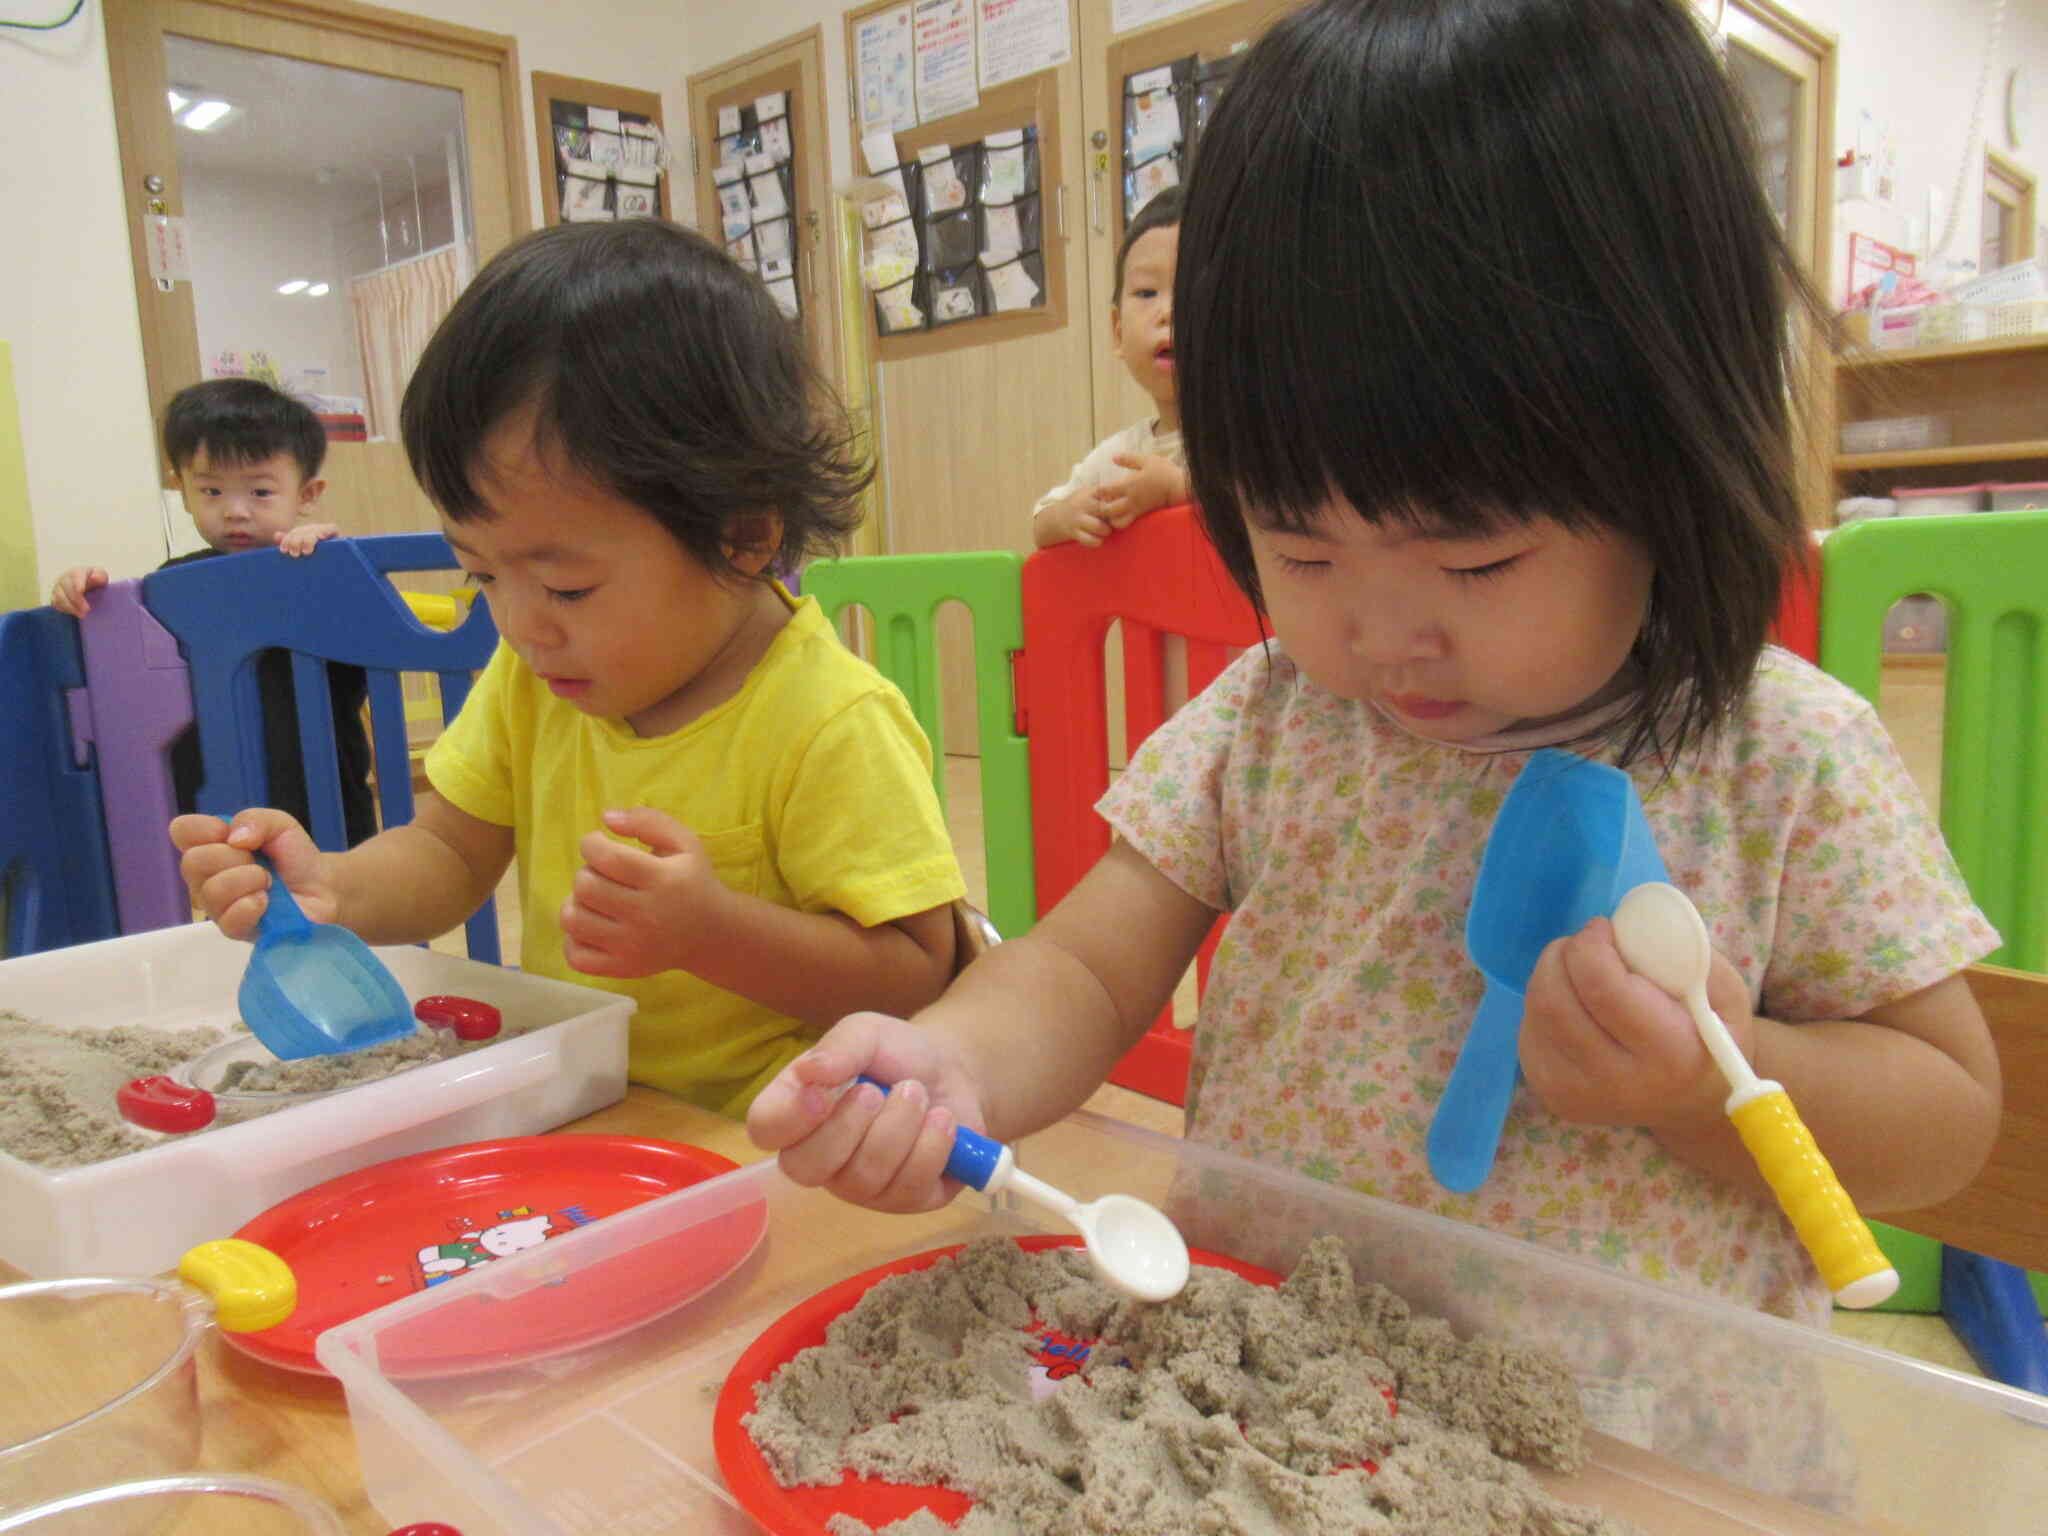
left=1032, top=486, right=1116, bottom=549
left=750, top=840, right=1217, bottom=1210
left=173, top=793, right=514, bottom=945
left=1095, top=453, right=1190, bottom=528
left=558, top=806, right=957, bottom=1025
left=1521, top=923, right=2000, bottom=1211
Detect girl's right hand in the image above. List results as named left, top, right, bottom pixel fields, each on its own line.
left=747, top=1012, right=988, bottom=1214
left=169, top=809, right=338, bottom=941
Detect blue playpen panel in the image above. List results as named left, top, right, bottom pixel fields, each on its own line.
left=142, top=534, right=503, bottom=963
left=0, top=607, right=118, bottom=956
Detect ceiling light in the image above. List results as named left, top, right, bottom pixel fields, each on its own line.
left=180, top=99, right=235, bottom=132
left=166, top=88, right=189, bottom=116
left=276, top=280, right=309, bottom=295
left=306, top=283, right=330, bottom=297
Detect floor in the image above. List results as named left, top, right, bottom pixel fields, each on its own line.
left=444, top=671, right=1990, bottom=1378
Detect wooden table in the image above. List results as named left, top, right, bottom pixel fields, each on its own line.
left=6, top=1081, right=2031, bottom=1535
left=0, top=1084, right=1180, bottom=1535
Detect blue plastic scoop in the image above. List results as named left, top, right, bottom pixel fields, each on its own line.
left=236, top=854, right=413, bottom=1060
left=1426, top=749, right=1668, bottom=1192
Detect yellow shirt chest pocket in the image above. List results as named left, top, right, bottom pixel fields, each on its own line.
left=694, top=822, right=770, bottom=902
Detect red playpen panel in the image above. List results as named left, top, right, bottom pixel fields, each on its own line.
left=1018, top=505, right=1263, bottom=1104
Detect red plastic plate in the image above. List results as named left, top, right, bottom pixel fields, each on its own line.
left=227, top=1134, right=767, bottom=1376
left=713, top=1234, right=1281, bottom=1535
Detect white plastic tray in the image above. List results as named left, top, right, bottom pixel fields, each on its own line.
left=0, top=924, right=631, bottom=1278
left=319, top=1112, right=2048, bottom=1536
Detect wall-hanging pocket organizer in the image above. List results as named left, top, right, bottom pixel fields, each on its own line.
left=550, top=100, right=666, bottom=224
left=1119, top=51, right=1248, bottom=227
left=1122, top=57, right=1192, bottom=223
left=858, top=125, right=1045, bottom=336
left=711, top=90, right=801, bottom=320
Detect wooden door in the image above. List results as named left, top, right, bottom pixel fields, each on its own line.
left=1082, top=0, right=1295, bottom=440
left=103, top=0, right=528, bottom=545
left=1708, top=0, right=1838, bottom=526
left=853, top=52, right=1097, bottom=756
left=687, top=30, right=842, bottom=397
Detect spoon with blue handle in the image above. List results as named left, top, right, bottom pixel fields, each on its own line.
left=858, top=1076, right=1190, bottom=1301
left=236, top=852, right=413, bottom=1060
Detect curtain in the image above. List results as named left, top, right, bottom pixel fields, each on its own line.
left=349, top=244, right=463, bottom=441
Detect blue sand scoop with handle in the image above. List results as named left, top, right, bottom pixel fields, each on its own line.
left=1426, top=750, right=1668, bottom=1193
left=237, top=853, right=413, bottom=1060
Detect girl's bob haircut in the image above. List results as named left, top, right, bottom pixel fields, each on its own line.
left=1178, top=0, right=1825, bottom=766
left=402, top=219, right=868, bottom=579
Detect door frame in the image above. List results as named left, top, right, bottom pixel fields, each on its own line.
left=103, top=0, right=530, bottom=446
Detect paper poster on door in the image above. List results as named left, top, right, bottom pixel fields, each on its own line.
left=914, top=0, right=978, bottom=122
left=978, top=0, right=1071, bottom=91
left=856, top=4, right=917, bottom=134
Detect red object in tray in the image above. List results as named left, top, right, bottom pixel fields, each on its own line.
left=226, top=1135, right=765, bottom=1376
left=713, top=1234, right=1285, bottom=1536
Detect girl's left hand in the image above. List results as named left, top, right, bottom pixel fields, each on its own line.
left=560, top=806, right=719, bottom=977
left=1518, top=916, right=1752, bottom=1134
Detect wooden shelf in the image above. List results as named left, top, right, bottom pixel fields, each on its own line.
left=1834, top=331, right=2048, bottom=499
left=1838, top=333, right=2048, bottom=372
left=1836, top=439, right=2048, bottom=472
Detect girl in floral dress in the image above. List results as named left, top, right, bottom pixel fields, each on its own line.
left=751, top=0, right=2000, bottom=1338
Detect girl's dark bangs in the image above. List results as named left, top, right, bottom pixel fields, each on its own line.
left=1182, top=5, right=1641, bottom=545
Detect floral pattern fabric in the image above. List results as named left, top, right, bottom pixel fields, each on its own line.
left=1099, top=645, right=1998, bottom=1326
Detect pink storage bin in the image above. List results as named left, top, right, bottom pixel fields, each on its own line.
left=1890, top=483, right=1989, bottom=516
left=1988, top=481, right=2048, bottom=512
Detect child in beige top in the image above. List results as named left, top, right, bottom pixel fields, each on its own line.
left=1030, top=187, right=1188, bottom=548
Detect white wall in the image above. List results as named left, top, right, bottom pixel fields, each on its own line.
left=0, top=0, right=691, bottom=594
left=1797, top=0, right=2047, bottom=299
left=5, top=0, right=2045, bottom=593
left=185, top=168, right=364, bottom=399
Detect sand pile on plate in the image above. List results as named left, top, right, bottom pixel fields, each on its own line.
left=745, top=1233, right=1636, bottom=1536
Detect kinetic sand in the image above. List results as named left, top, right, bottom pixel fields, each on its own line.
left=0, top=1010, right=517, bottom=1168
left=745, top=1234, right=1637, bottom=1535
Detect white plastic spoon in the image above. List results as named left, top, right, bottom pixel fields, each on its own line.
left=1611, top=883, right=1899, bottom=1308
left=859, top=1077, right=1191, bottom=1302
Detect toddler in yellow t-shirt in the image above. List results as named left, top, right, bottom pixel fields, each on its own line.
left=173, top=220, right=965, bottom=1116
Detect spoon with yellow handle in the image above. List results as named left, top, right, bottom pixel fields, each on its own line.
left=1611, top=883, right=1899, bottom=1308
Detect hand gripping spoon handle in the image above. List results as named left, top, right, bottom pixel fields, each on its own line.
left=858, top=1077, right=1190, bottom=1302
left=1611, top=884, right=1898, bottom=1308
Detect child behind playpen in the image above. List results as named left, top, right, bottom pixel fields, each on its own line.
left=51, top=377, right=376, bottom=847
left=175, top=221, right=966, bottom=1117
left=753, top=0, right=1999, bottom=1331
left=1031, top=186, right=1189, bottom=549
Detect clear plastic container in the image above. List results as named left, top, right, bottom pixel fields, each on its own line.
left=0, top=925, right=631, bottom=1279
left=319, top=1111, right=2048, bottom=1536
left=0, top=1278, right=206, bottom=1518
left=0, top=1473, right=349, bottom=1536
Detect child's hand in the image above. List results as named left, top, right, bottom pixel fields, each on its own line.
left=276, top=522, right=340, bottom=557
left=1033, top=492, right=1116, bottom=549
left=747, top=1012, right=988, bottom=1213
left=560, top=807, right=724, bottom=978
left=1517, top=916, right=1750, bottom=1134
left=50, top=565, right=110, bottom=617
left=171, top=809, right=336, bottom=940
left=1096, top=452, right=1189, bottom=528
